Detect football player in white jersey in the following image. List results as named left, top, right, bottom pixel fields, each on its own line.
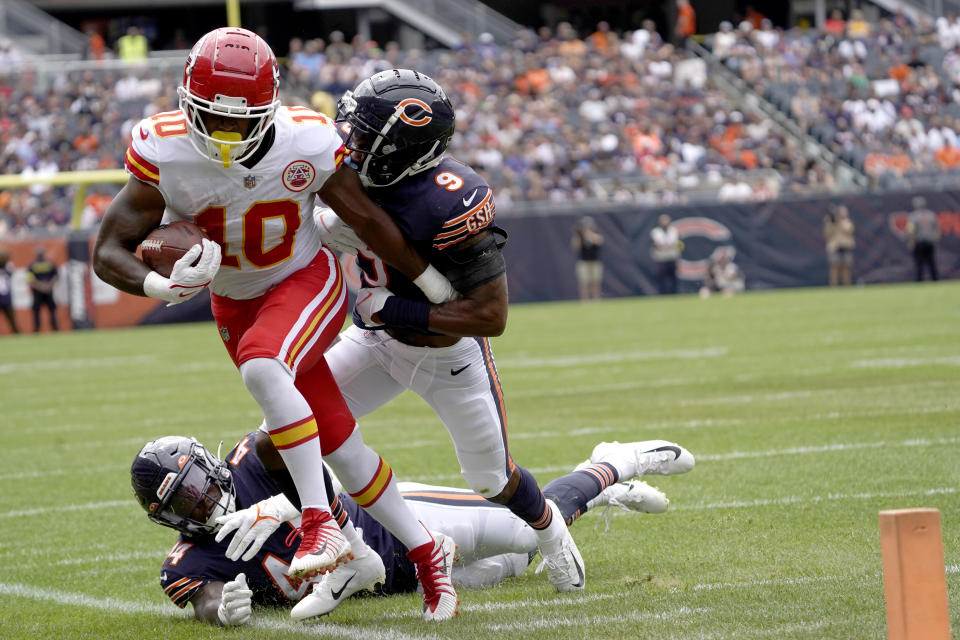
left=93, top=28, right=458, bottom=621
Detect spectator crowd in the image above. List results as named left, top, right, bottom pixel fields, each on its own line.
left=2, top=10, right=960, bottom=233
left=711, top=8, right=960, bottom=188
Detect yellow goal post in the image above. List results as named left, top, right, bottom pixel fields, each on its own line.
left=0, top=169, right=128, bottom=230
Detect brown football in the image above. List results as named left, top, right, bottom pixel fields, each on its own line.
left=139, top=221, right=208, bottom=278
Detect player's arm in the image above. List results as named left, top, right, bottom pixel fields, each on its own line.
left=426, top=273, right=507, bottom=337
left=93, top=177, right=220, bottom=304
left=189, top=582, right=225, bottom=624
left=93, top=177, right=166, bottom=295
left=318, top=166, right=455, bottom=303
left=359, top=229, right=508, bottom=337
left=188, top=575, right=252, bottom=626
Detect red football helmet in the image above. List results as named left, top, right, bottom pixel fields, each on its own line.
left=177, top=27, right=280, bottom=166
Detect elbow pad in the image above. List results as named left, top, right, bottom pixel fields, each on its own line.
left=436, top=228, right=508, bottom=293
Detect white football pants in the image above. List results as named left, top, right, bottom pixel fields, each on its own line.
left=326, top=325, right=514, bottom=497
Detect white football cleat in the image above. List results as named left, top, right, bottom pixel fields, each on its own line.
left=535, top=500, right=585, bottom=592
left=590, top=440, right=694, bottom=479
left=290, top=551, right=386, bottom=621
left=603, top=481, right=669, bottom=513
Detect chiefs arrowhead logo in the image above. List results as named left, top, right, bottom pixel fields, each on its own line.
left=282, top=160, right=316, bottom=192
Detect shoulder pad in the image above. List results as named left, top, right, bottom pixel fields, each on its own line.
left=281, top=107, right=346, bottom=172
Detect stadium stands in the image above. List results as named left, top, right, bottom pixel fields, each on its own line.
left=3, top=9, right=960, bottom=232
left=708, top=11, right=960, bottom=190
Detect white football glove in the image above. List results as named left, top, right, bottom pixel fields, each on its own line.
left=413, top=264, right=458, bottom=303
left=217, top=573, right=253, bottom=627
left=214, top=493, right=300, bottom=562
left=314, top=206, right=367, bottom=255
left=356, top=286, right=393, bottom=327
left=142, top=238, right=221, bottom=305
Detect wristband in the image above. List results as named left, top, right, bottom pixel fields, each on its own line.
left=268, top=493, right=301, bottom=522
left=413, top=265, right=457, bottom=303
left=142, top=270, right=173, bottom=300
left=379, top=296, right=431, bottom=330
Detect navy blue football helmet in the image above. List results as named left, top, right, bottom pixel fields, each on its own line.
left=337, top=68, right=455, bottom=187
left=130, top=436, right=235, bottom=536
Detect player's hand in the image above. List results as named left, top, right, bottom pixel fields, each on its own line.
left=215, top=493, right=299, bottom=562
left=314, top=206, right=367, bottom=255
left=142, top=238, right=222, bottom=305
left=217, top=573, right=253, bottom=626
left=413, top=264, right=457, bottom=303
left=356, top=286, right=392, bottom=327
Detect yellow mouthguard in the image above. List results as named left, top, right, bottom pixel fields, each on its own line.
left=211, top=131, right=242, bottom=167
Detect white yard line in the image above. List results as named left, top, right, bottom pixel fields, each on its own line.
left=0, top=582, right=440, bottom=640
left=686, top=622, right=829, bottom=639
left=854, top=356, right=960, bottom=368
left=381, top=592, right=620, bottom=619
left=0, top=464, right=126, bottom=482
left=410, top=435, right=960, bottom=483
left=0, top=355, right=156, bottom=375
left=483, top=606, right=710, bottom=631
left=674, top=486, right=957, bottom=512
left=0, top=500, right=129, bottom=518
left=497, top=347, right=728, bottom=369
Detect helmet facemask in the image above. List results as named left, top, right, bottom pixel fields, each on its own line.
left=178, top=84, right=279, bottom=168
left=132, top=438, right=236, bottom=537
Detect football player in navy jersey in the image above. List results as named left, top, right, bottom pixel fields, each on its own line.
left=312, top=68, right=696, bottom=593
left=131, top=430, right=692, bottom=625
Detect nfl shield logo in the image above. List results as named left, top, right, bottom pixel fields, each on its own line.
left=243, top=175, right=257, bottom=189
left=219, top=326, right=230, bottom=342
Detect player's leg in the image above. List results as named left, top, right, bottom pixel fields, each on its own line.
left=544, top=462, right=670, bottom=525
left=31, top=296, right=41, bottom=332
left=399, top=484, right=538, bottom=563
left=46, top=296, right=58, bottom=331
left=291, top=466, right=387, bottom=621
left=212, top=248, right=351, bottom=577
left=324, top=324, right=406, bottom=418
left=405, top=336, right=585, bottom=591
left=300, top=329, right=458, bottom=620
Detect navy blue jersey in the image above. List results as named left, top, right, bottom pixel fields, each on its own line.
left=351, top=156, right=496, bottom=330
left=159, top=433, right=307, bottom=608
left=158, top=432, right=418, bottom=607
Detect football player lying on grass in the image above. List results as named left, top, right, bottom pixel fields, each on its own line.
left=131, top=429, right=693, bottom=625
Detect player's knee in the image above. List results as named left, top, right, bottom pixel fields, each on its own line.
left=239, top=357, right=287, bottom=400
left=464, top=471, right=511, bottom=503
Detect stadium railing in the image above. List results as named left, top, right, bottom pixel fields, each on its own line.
left=0, top=170, right=128, bottom=230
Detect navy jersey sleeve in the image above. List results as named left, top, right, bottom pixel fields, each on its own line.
left=160, top=539, right=230, bottom=608
left=430, top=183, right=495, bottom=250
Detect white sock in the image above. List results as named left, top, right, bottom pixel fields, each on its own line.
left=324, top=429, right=432, bottom=551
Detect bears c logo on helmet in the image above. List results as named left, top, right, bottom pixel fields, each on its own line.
left=397, top=98, right=432, bottom=126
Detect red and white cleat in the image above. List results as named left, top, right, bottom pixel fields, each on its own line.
left=288, top=508, right=352, bottom=579
left=407, top=532, right=459, bottom=621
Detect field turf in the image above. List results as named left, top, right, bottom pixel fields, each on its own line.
left=1, top=281, right=958, bottom=639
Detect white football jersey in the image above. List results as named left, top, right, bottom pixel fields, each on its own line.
left=125, top=106, right=346, bottom=299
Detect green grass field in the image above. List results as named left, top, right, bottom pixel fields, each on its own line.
left=2, top=282, right=959, bottom=639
